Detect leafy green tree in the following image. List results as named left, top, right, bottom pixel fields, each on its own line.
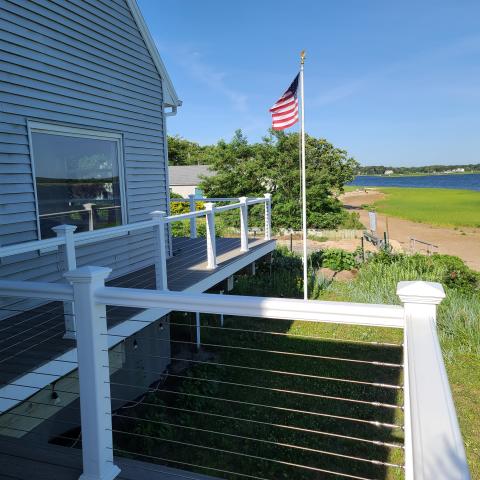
left=167, top=135, right=215, bottom=166
left=200, top=129, right=358, bottom=230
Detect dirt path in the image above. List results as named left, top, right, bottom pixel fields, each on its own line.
left=341, top=189, right=480, bottom=271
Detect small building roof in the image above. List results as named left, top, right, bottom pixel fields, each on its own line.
left=169, top=165, right=215, bottom=186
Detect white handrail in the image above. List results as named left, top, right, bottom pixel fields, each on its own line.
left=0, top=271, right=471, bottom=480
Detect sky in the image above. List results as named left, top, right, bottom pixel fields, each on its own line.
left=137, top=0, right=480, bottom=167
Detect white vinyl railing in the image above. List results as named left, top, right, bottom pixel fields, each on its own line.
left=0, top=272, right=470, bottom=480
left=0, top=195, right=272, bottom=337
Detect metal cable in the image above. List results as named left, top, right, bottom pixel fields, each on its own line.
left=111, top=432, right=389, bottom=479
left=112, top=419, right=404, bottom=468
left=104, top=332, right=402, bottom=368
left=112, top=403, right=403, bottom=449
left=103, top=349, right=403, bottom=391
left=107, top=377, right=402, bottom=409
left=165, top=319, right=403, bottom=347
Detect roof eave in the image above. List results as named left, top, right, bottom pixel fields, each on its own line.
left=126, top=0, right=181, bottom=110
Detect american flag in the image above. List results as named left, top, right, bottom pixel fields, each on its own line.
left=269, top=74, right=299, bottom=130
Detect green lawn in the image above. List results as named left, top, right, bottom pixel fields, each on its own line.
left=361, top=187, right=480, bottom=228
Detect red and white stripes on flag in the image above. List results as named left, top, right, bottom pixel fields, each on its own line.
left=269, top=73, right=299, bottom=130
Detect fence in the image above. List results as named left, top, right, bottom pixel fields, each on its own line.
left=0, top=272, right=470, bottom=480
left=0, top=195, right=272, bottom=338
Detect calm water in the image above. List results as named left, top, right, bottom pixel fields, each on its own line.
left=348, top=174, right=480, bottom=191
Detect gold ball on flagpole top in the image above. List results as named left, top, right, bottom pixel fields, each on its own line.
left=300, top=50, right=306, bottom=64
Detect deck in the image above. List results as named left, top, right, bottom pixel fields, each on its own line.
left=0, top=436, right=217, bottom=480
left=0, top=236, right=275, bottom=387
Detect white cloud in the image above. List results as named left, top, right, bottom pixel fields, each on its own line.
left=156, top=41, right=248, bottom=112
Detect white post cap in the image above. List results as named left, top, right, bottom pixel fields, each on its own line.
left=64, top=266, right=112, bottom=284
left=52, top=224, right=77, bottom=234
left=204, top=202, right=215, bottom=210
left=397, top=281, right=445, bottom=305
left=238, top=196, right=248, bottom=203
left=264, top=193, right=272, bottom=199
left=150, top=210, right=167, bottom=218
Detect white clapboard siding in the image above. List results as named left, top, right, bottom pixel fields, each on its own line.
left=0, top=0, right=169, bottom=292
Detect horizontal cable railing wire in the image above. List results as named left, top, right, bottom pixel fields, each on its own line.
left=101, top=310, right=405, bottom=480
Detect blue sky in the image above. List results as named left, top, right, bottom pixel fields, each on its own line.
left=138, top=0, right=480, bottom=166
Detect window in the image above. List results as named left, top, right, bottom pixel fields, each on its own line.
left=29, top=123, right=125, bottom=239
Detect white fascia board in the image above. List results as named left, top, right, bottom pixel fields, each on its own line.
left=125, top=0, right=181, bottom=109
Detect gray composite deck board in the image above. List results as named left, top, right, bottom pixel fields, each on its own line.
left=0, top=436, right=218, bottom=480
left=0, top=237, right=273, bottom=386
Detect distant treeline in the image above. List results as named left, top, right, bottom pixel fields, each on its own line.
left=356, top=164, right=480, bottom=175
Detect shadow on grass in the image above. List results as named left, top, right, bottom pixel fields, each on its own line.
left=112, top=310, right=404, bottom=480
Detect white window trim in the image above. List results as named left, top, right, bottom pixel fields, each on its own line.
left=27, top=121, right=128, bottom=240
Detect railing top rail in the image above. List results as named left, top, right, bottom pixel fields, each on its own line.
left=94, top=286, right=404, bottom=327
left=74, top=219, right=156, bottom=246
left=0, top=236, right=65, bottom=258
left=0, top=279, right=73, bottom=301
left=0, top=193, right=271, bottom=258
left=214, top=202, right=242, bottom=213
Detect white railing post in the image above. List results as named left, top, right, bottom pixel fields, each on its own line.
left=64, top=266, right=121, bottom=480
left=83, top=203, right=95, bottom=231
left=239, top=196, right=249, bottom=252
left=150, top=211, right=168, bottom=291
left=204, top=202, right=217, bottom=269
left=264, top=193, right=272, bottom=240
left=188, top=194, right=197, bottom=239
left=52, top=224, right=78, bottom=339
left=397, top=281, right=470, bottom=480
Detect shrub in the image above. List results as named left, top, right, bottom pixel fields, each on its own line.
left=322, top=248, right=357, bottom=271
left=339, top=211, right=364, bottom=229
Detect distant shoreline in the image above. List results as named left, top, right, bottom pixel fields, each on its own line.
left=355, top=171, right=480, bottom=178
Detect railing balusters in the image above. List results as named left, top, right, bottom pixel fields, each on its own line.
left=204, top=202, right=217, bottom=269
left=264, top=193, right=272, bottom=240
left=150, top=211, right=168, bottom=291
left=52, top=224, right=78, bottom=339
left=188, top=194, right=197, bottom=239
left=64, top=266, right=121, bottom=480
left=239, top=196, right=249, bottom=252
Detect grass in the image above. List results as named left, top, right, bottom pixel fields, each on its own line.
left=362, top=187, right=480, bottom=228
left=110, top=249, right=479, bottom=479
left=321, top=252, right=480, bottom=478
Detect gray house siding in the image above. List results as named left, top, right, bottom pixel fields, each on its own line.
left=0, top=0, right=170, bottom=287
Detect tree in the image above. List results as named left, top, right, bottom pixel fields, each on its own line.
left=200, top=129, right=358, bottom=230
left=167, top=135, right=215, bottom=166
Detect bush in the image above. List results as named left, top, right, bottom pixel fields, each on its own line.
left=339, top=211, right=364, bottom=229
left=322, top=248, right=357, bottom=271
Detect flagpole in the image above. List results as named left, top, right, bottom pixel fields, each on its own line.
left=300, top=50, right=308, bottom=300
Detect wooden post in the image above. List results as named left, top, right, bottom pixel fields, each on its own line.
left=290, top=232, right=293, bottom=252
left=361, top=236, right=365, bottom=263
left=264, top=193, right=272, bottom=240
left=52, top=224, right=77, bottom=339
left=205, top=202, right=217, bottom=269
left=239, top=197, right=249, bottom=252
left=188, top=194, right=197, bottom=239
left=64, top=267, right=121, bottom=480
left=150, top=211, right=168, bottom=290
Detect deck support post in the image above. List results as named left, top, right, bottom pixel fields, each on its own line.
left=64, top=266, right=121, bottom=480
left=188, top=194, right=197, bottom=239
left=239, top=197, right=249, bottom=252
left=53, top=224, right=78, bottom=340
left=151, top=211, right=168, bottom=291
left=205, top=202, right=217, bottom=269
left=219, top=290, right=224, bottom=327
left=397, top=281, right=469, bottom=480
left=264, top=193, right=272, bottom=240
left=195, top=312, right=201, bottom=349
